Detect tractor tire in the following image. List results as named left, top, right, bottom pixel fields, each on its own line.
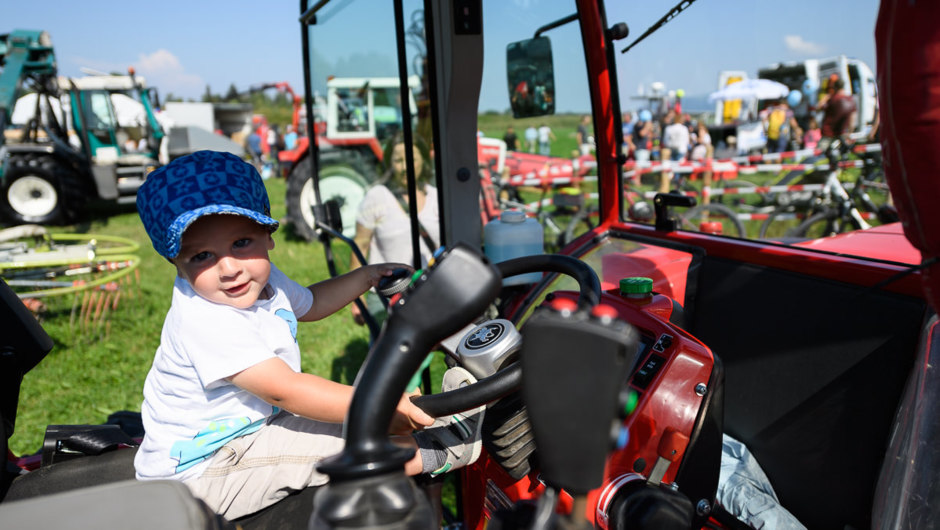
left=286, top=154, right=376, bottom=241
left=1, top=153, right=84, bottom=225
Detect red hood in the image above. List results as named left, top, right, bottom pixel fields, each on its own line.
left=792, top=222, right=921, bottom=265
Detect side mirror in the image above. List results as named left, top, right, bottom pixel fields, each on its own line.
left=506, top=37, right=555, bottom=119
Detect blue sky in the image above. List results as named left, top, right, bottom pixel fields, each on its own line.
left=3, top=1, right=879, bottom=113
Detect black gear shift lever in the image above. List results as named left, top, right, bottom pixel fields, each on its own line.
left=311, top=244, right=501, bottom=529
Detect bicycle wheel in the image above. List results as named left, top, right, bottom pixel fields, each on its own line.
left=766, top=155, right=827, bottom=206
left=758, top=204, right=817, bottom=239
left=714, top=178, right=759, bottom=207
left=558, top=204, right=597, bottom=249
left=679, top=203, right=746, bottom=238
left=791, top=210, right=858, bottom=239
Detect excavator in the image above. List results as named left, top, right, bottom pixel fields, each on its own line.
left=0, top=29, right=165, bottom=225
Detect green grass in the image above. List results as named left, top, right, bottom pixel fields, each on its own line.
left=478, top=112, right=584, bottom=158
left=8, top=178, right=377, bottom=456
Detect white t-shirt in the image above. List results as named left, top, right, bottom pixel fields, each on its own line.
left=537, top=126, right=552, bottom=143
left=134, top=264, right=313, bottom=481
left=664, top=122, right=690, bottom=155
left=356, top=184, right=440, bottom=267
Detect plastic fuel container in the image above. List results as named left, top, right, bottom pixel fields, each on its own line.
left=484, top=210, right=544, bottom=286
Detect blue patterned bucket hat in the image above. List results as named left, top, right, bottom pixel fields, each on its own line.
left=137, top=150, right=278, bottom=259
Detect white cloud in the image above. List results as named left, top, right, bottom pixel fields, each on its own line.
left=135, top=49, right=203, bottom=98
left=784, top=35, right=825, bottom=56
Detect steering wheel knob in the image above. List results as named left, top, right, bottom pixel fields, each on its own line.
left=377, top=267, right=412, bottom=297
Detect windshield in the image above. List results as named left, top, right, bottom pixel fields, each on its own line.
left=302, top=1, right=907, bottom=271
left=605, top=2, right=906, bottom=263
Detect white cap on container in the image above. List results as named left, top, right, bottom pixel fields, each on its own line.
left=500, top=210, right=526, bottom=223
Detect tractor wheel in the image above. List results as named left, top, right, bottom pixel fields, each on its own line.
left=286, top=154, right=376, bottom=241
left=0, top=154, right=82, bottom=225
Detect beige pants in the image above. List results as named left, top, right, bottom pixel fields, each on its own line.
left=184, top=411, right=345, bottom=520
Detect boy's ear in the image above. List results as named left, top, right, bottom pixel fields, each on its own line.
left=267, top=232, right=276, bottom=251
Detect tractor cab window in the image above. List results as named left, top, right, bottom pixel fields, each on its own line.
left=80, top=90, right=121, bottom=160
left=333, top=87, right=368, bottom=134
left=85, top=91, right=116, bottom=131
left=291, top=0, right=433, bottom=260
left=480, top=2, right=595, bottom=254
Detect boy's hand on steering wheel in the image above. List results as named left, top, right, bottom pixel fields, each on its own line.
left=366, top=263, right=413, bottom=289
left=389, top=390, right=434, bottom=435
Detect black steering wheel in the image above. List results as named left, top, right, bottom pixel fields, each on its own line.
left=311, top=246, right=602, bottom=529
left=411, top=253, right=601, bottom=417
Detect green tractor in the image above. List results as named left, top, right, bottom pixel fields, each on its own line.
left=0, top=29, right=165, bottom=225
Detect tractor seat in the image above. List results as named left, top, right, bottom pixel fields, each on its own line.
left=5, top=446, right=138, bottom=502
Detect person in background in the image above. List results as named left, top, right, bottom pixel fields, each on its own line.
left=350, top=136, right=439, bottom=327
left=802, top=117, right=821, bottom=150
left=503, top=126, right=518, bottom=151
left=537, top=123, right=555, bottom=156
left=622, top=111, right=636, bottom=159
left=246, top=130, right=263, bottom=170
left=524, top=124, right=538, bottom=153
left=576, top=115, right=593, bottom=155
left=662, top=111, right=690, bottom=162
left=764, top=99, right=801, bottom=153
left=633, top=110, right=653, bottom=163
left=819, top=76, right=857, bottom=149
left=266, top=125, right=281, bottom=175
left=690, top=122, right=712, bottom=162
left=283, top=125, right=298, bottom=151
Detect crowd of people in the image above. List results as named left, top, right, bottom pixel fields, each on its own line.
left=620, top=108, right=716, bottom=164
left=246, top=122, right=303, bottom=178
left=618, top=73, right=860, bottom=165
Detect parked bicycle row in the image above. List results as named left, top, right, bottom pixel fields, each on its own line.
left=486, top=139, right=895, bottom=247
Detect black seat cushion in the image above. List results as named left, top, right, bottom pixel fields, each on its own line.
left=5, top=447, right=137, bottom=501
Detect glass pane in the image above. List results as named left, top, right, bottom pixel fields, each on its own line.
left=86, top=92, right=116, bottom=129
left=479, top=2, right=593, bottom=254
left=608, top=3, right=898, bottom=262
left=297, top=0, right=432, bottom=261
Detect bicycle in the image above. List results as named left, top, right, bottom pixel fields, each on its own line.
left=758, top=139, right=895, bottom=239
left=482, top=163, right=597, bottom=253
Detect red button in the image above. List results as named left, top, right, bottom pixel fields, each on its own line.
left=591, top=304, right=619, bottom=319
left=549, top=297, right=578, bottom=313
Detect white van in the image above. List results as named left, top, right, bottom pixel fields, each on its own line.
left=757, top=55, right=878, bottom=135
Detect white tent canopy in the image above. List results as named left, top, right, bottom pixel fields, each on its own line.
left=11, top=92, right=153, bottom=128
left=708, top=79, right=790, bottom=103
left=10, top=93, right=64, bottom=126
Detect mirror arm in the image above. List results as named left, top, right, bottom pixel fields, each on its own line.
left=534, top=12, right=578, bottom=38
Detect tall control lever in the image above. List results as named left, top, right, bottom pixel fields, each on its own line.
left=311, top=244, right=501, bottom=529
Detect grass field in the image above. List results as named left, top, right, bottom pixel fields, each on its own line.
left=478, top=112, right=584, bottom=157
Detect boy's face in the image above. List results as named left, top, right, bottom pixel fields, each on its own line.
left=173, top=214, right=276, bottom=309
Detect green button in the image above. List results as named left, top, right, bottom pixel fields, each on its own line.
left=620, top=277, right=653, bottom=295
left=411, top=269, right=424, bottom=283
left=624, top=390, right=639, bottom=416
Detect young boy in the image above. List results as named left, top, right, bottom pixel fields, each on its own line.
left=133, top=150, right=484, bottom=520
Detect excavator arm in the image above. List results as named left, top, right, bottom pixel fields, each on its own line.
left=0, top=30, right=58, bottom=150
